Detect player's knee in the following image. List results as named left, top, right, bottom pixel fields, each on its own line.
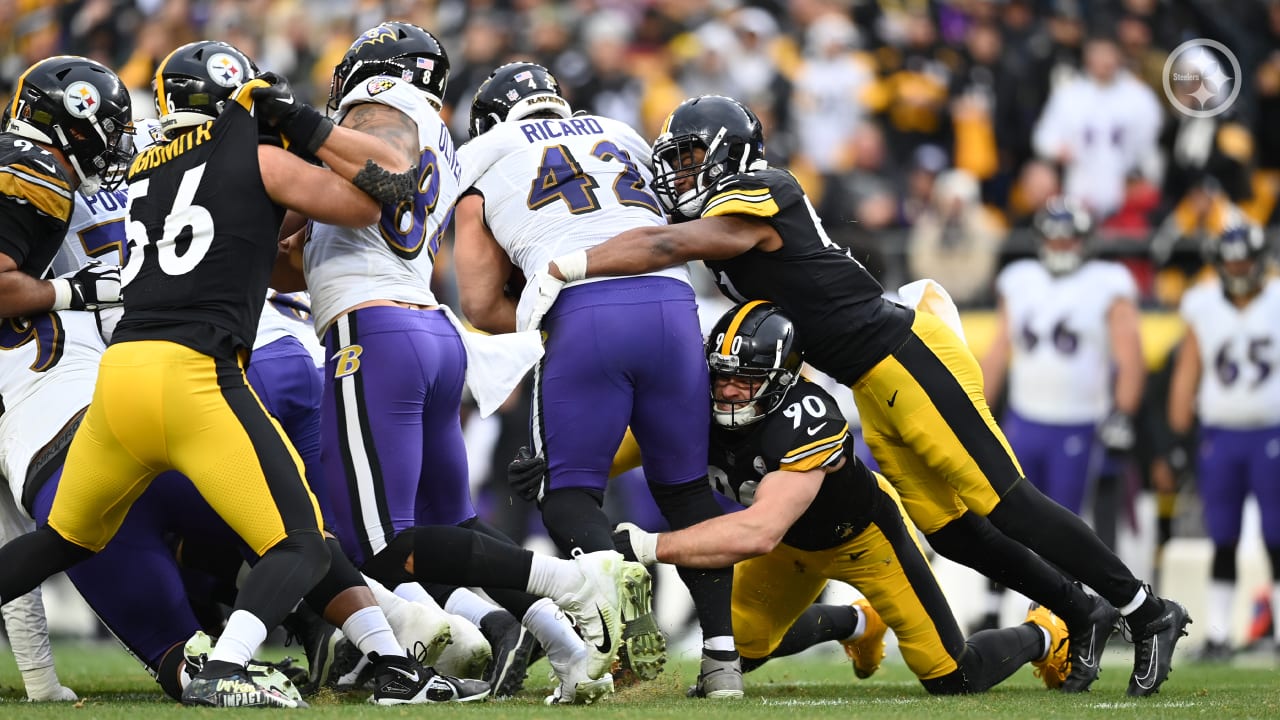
left=271, top=530, right=330, bottom=588
left=155, top=642, right=186, bottom=701
left=919, top=668, right=973, bottom=695
left=361, top=528, right=417, bottom=587
left=304, top=537, right=367, bottom=614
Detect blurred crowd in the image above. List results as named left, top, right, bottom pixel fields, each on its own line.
left=5, top=0, right=1277, bottom=307
left=5, top=0, right=1275, bottom=648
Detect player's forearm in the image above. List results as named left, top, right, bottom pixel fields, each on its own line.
left=569, top=227, right=681, bottom=280
left=655, top=511, right=782, bottom=568
left=462, top=295, right=518, bottom=335
left=1112, top=357, right=1145, bottom=416
left=316, top=124, right=415, bottom=184
left=0, top=271, right=56, bottom=317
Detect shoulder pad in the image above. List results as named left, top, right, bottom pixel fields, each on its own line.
left=762, top=381, right=849, bottom=474
left=0, top=135, right=73, bottom=221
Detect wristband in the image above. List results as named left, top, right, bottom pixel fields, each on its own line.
left=50, top=279, right=72, bottom=311
left=553, top=249, right=588, bottom=283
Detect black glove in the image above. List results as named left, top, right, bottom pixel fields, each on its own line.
left=1166, top=432, right=1194, bottom=474
left=250, top=72, right=333, bottom=157
left=507, top=446, right=547, bottom=503
left=52, top=261, right=122, bottom=311
left=1097, top=410, right=1136, bottom=454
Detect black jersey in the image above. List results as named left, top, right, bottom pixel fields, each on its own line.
left=700, top=168, right=913, bottom=384
left=707, top=377, right=882, bottom=551
left=113, top=91, right=286, bottom=359
left=0, top=133, right=74, bottom=279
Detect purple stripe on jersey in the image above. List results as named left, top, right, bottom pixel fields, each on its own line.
left=35, top=469, right=235, bottom=671
left=1197, top=425, right=1280, bottom=546
left=320, top=306, right=472, bottom=567
left=1001, top=408, right=1100, bottom=515
left=247, top=336, right=327, bottom=522
left=536, top=277, right=709, bottom=493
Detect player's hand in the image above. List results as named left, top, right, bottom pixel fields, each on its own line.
left=612, top=522, right=658, bottom=566
left=507, top=446, right=547, bottom=503
left=1097, top=411, right=1135, bottom=454
left=251, top=71, right=333, bottom=156
left=52, top=261, right=122, bottom=311
left=523, top=272, right=564, bottom=332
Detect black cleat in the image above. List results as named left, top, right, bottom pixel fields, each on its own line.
left=282, top=604, right=341, bottom=695
left=1126, top=598, right=1191, bottom=697
left=369, top=653, right=490, bottom=705
left=182, top=661, right=305, bottom=708
left=479, top=610, right=536, bottom=698
left=1061, top=595, right=1120, bottom=693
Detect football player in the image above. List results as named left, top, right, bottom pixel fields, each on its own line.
left=515, top=301, right=1074, bottom=692
left=453, top=62, right=736, bottom=699
left=976, top=196, right=1144, bottom=628
left=530, top=94, right=1190, bottom=696
left=1168, top=212, right=1280, bottom=660
left=0, top=39, right=457, bottom=707
left=305, top=25, right=608, bottom=701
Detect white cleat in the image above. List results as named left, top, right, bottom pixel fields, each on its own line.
left=386, top=600, right=453, bottom=668
left=554, top=550, right=641, bottom=679
left=432, top=613, right=492, bottom=680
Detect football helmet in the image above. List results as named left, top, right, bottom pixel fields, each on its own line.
left=5, top=55, right=133, bottom=194
left=651, top=95, right=766, bottom=220
left=1033, top=196, right=1092, bottom=276
left=154, top=41, right=258, bottom=139
left=468, top=62, right=571, bottom=138
left=706, top=301, right=803, bottom=428
left=1210, top=208, right=1268, bottom=298
left=329, top=21, right=449, bottom=112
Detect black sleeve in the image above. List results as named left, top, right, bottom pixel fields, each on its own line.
left=761, top=381, right=851, bottom=474
left=0, top=196, right=58, bottom=273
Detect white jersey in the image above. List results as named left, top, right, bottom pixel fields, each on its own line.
left=458, top=113, right=689, bottom=330
left=305, top=78, right=462, bottom=335
left=997, top=259, right=1137, bottom=424
left=49, top=187, right=129, bottom=276
left=254, top=290, right=325, bottom=367
left=1180, top=278, right=1280, bottom=428
left=0, top=311, right=104, bottom=516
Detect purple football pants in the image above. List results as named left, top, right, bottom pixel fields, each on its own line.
left=1001, top=408, right=1100, bottom=515
left=1198, top=425, right=1280, bottom=546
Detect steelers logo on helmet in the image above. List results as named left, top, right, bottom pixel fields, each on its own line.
left=205, top=53, right=246, bottom=88
left=63, top=81, right=101, bottom=118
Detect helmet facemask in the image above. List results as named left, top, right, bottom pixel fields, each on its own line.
left=708, top=347, right=797, bottom=429
left=653, top=128, right=751, bottom=219
left=1214, top=222, right=1268, bottom=299
left=1034, top=198, right=1091, bottom=276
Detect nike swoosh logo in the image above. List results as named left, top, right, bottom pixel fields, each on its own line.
left=1076, top=627, right=1097, bottom=668
left=1133, top=636, right=1158, bottom=689
left=806, top=422, right=828, bottom=436
left=887, top=390, right=899, bottom=407
left=388, top=666, right=420, bottom=684
left=594, top=605, right=612, bottom=654
left=30, top=159, right=56, bottom=173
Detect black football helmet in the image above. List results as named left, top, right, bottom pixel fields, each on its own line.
left=5, top=55, right=133, bottom=194
left=154, top=41, right=258, bottom=139
left=329, top=21, right=449, bottom=112
left=706, top=301, right=803, bottom=429
left=1211, top=208, right=1268, bottom=298
left=1033, top=196, right=1092, bottom=276
left=651, top=95, right=766, bottom=220
left=468, top=62, right=571, bottom=138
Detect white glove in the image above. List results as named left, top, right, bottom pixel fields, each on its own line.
left=613, top=522, right=658, bottom=566
left=51, top=261, right=122, bottom=311
left=522, top=272, right=565, bottom=332
left=1097, top=411, right=1136, bottom=453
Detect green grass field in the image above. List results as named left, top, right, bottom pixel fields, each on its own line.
left=3, top=642, right=1279, bottom=719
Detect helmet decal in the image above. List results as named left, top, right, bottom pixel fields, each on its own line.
left=63, top=81, right=101, bottom=118
left=205, top=53, right=246, bottom=88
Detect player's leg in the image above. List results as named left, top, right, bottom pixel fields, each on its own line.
left=862, top=310, right=1188, bottom=694
left=1196, top=427, right=1247, bottom=658
left=532, top=287, right=635, bottom=554
left=1250, top=425, right=1280, bottom=650
left=730, top=545, right=828, bottom=688
left=246, top=335, right=327, bottom=516
left=629, top=280, right=729, bottom=685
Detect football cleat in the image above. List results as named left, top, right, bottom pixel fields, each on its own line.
left=479, top=610, right=536, bottom=698
left=385, top=599, right=453, bottom=668
left=1026, top=603, right=1071, bottom=689
left=544, top=671, right=614, bottom=706
left=1125, top=597, right=1191, bottom=697
left=686, top=653, right=744, bottom=699
left=841, top=599, right=887, bottom=679
left=247, top=659, right=306, bottom=705
left=368, top=653, right=489, bottom=705
left=182, top=631, right=213, bottom=679
left=432, top=612, right=492, bottom=681
left=182, top=662, right=305, bottom=708
left=553, top=550, right=635, bottom=679
left=546, top=637, right=615, bottom=704
left=282, top=603, right=341, bottom=695
left=1061, top=594, right=1120, bottom=693
left=618, top=566, right=667, bottom=681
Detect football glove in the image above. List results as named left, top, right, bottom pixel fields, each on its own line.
left=612, top=522, right=658, bottom=566
left=1097, top=410, right=1136, bottom=454
left=251, top=72, right=334, bottom=157
left=522, top=272, right=565, bottom=332
left=51, top=261, right=122, bottom=311
left=507, top=446, right=547, bottom=503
